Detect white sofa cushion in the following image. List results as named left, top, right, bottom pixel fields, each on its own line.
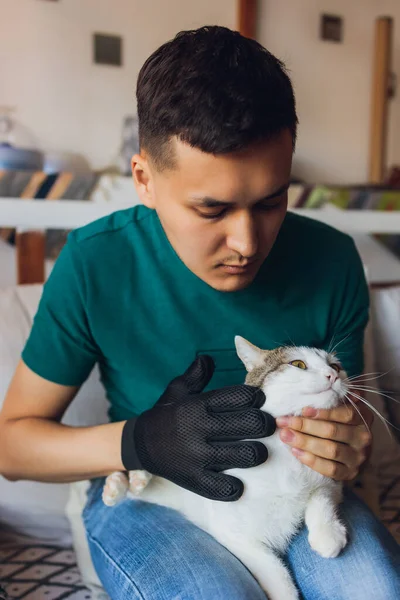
left=0, top=284, right=110, bottom=546
left=66, top=480, right=107, bottom=596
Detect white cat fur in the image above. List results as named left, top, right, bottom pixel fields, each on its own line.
left=103, top=338, right=349, bottom=600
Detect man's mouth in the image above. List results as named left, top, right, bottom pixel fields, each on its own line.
left=219, top=263, right=254, bottom=274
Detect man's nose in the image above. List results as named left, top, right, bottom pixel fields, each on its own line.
left=226, top=212, right=258, bottom=258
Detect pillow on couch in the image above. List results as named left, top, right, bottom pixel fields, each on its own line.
left=0, top=284, right=110, bottom=546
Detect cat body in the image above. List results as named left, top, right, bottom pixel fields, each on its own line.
left=104, top=339, right=349, bottom=599
left=138, top=418, right=337, bottom=552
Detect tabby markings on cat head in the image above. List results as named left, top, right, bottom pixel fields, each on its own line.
left=234, top=336, right=347, bottom=418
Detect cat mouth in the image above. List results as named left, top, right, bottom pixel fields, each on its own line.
left=319, top=388, right=347, bottom=402
left=314, top=387, right=340, bottom=397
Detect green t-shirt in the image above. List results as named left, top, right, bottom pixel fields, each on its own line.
left=22, top=206, right=369, bottom=423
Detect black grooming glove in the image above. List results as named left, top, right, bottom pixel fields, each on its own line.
left=121, top=355, right=276, bottom=501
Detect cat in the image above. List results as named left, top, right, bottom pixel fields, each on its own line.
left=102, top=336, right=350, bottom=600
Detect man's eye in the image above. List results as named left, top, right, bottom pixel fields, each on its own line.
left=257, top=199, right=282, bottom=211
left=198, top=209, right=227, bottom=220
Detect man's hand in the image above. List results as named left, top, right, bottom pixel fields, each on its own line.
left=276, top=401, right=373, bottom=481
left=122, top=355, right=276, bottom=501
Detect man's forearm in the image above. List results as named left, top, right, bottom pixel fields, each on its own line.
left=0, top=417, right=126, bottom=483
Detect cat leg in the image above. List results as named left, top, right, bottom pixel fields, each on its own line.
left=305, top=484, right=347, bottom=558
left=128, top=470, right=152, bottom=495
left=102, top=471, right=129, bottom=506
left=214, top=534, right=299, bottom=600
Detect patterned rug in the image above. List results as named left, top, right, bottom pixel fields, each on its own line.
left=0, top=544, right=93, bottom=599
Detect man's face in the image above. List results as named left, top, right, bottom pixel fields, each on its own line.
left=132, top=130, right=293, bottom=292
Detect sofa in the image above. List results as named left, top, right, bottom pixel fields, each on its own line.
left=1, top=272, right=400, bottom=598
left=0, top=285, right=109, bottom=599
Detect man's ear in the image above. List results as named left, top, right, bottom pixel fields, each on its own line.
left=131, top=153, right=155, bottom=209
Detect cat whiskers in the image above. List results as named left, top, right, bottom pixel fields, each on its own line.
left=340, top=392, right=376, bottom=433
left=271, top=338, right=297, bottom=352
left=344, top=387, right=399, bottom=440
left=346, top=368, right=394, bottom=385
left=283, top=331, right=298, bottom=350
left=343, top=393, right=371, bottom=433
left=345, top=370, right=400, bottom=407
left=342, top=368, right=400, bottom=439
left=328, top=332, right=352, bottom=355
left=347, top=385, right=400, bottom=406
left=346, top=372, right=381, bottom=382
left=327, top=332, right=337, bottom=354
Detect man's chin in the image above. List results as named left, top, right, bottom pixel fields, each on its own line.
left=207, top=271, right=257, bottom=292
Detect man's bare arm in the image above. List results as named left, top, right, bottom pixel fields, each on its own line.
left=0, top=360, right=125, bottom=483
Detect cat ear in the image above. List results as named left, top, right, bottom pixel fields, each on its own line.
left=235, top=336, right=264, bottom=372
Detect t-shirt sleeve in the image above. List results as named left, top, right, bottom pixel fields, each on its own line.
left=22, top=234, right=99, bottom=386
left=328, top=237, right=370, bottom=378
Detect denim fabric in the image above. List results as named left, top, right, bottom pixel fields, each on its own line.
left=83, top=478, right=400, bottom=600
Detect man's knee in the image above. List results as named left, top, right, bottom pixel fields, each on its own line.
left=90, top=543, right=267, bottom=600
left=86, top=524, right=267, bottom=600
left=330, top=559, right=400, bottom=600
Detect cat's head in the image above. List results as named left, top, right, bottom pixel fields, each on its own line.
left=235, top=336, right=348, bottom=418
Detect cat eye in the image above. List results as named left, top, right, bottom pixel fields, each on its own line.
left=290, top=360, right=307, bottom=370
left=331, top=363, right=341, bottom=373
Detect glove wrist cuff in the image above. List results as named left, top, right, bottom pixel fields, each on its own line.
left=121, top=417, right=143, bottom=471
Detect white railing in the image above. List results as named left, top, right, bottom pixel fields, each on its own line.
left=2, top=198, right=400, bottom=233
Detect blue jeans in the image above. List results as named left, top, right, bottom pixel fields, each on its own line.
left=83, top=477, right=400, bottom=599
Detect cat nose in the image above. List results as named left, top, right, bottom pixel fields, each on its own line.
left=326, top=372, right=338, bottom=384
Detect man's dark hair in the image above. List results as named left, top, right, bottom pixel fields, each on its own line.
left=136, top=25, right=298, bottom=171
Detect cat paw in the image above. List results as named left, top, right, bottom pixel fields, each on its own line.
left=269, top=585, right=299, bottom=600
left=128, top=470, right=152, bottom=495
left=102, top=472, right=129, bottom=506
left=265, top=578, right=299, bottom=600
left=308, top=521, right=347, bottom=558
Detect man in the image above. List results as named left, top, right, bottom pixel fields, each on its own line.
left=0, top=26, right=399, bottom=599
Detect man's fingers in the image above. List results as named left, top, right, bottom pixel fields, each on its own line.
left=209, top=409, right=276, bottom=440
left=305, top=404, right=360, bottom=425
left=280, top=429, right=365, bottom=467
left=209, top=441, right=268, bottom=471
left=347, top=398, right=375, bottom=428
left=207, top=385, right=266, bottom=412
left=197, top=472, right=244, bottom=501
left=277, top=416, right=372, bottom=449
left=301, top=402, right=374, bottom=429
left=291, top=450, right=359, bottom=481
left=172, top=355, right=215, bottom=394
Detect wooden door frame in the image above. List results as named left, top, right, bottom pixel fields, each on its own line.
left=369, top=16, right=393, bottom=183
left=237, top=0, right=258, bottom=39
